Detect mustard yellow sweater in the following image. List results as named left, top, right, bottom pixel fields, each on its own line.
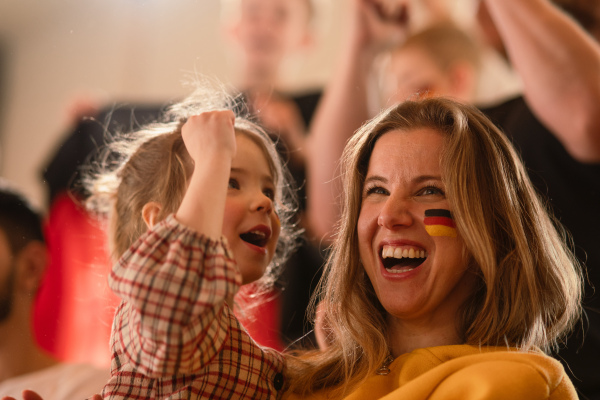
left=285, top=345, right=576, bottom=400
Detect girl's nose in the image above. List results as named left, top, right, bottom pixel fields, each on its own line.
left=252, top=192, right=273, bottom=214
left=377, top=197, right=414, bottom=229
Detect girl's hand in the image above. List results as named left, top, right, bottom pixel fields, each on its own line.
left=176, top=109, right=236, bottom=236
left=181, top=110, right=236, bottom=165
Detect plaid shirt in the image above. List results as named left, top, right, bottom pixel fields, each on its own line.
left=101, top=215, right=286, bottom=399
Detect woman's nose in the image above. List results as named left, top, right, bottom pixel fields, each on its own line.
left=377, top=197, right=414, bottom=229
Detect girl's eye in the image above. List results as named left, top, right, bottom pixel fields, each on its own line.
left=263, top=187, right=275, bottom=201
left=364, top=185, right=389, bottom=197
left=228, top=178, right=240, bottom=190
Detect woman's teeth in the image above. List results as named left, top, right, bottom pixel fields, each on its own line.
left=381, top=245, right=427, bottom=272
left=382, top=245, right=426, bottom=259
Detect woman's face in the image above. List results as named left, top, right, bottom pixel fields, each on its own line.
left=357, top=128, right=476, bottom=328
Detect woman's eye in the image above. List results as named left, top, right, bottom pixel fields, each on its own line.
left=228, top=178, right=240, bottom=190
left=365, top=185, right=389, bottom=196
left=418, top=186, right=444, bottom=197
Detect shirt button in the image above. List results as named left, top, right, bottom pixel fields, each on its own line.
left=274, top=372, right=284, bottom=391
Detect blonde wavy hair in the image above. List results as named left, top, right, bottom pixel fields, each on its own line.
left=286, top=97, right=582, bottom=396
left=84, top=81, right=298, bottom=292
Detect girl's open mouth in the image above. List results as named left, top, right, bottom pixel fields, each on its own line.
left=240, top=226, right=271, bottom=248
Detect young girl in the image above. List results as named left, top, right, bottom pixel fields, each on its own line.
left=85, top=84, right=297, bottom=399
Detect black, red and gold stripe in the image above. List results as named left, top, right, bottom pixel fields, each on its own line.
left=424, top=209, right=456, bottom=237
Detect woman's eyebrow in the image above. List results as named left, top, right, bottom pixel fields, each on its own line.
left=364, top=175, right=442, bottom=185
left=414, top=175, right=442, bottom=183
left=364, top=175, right=387, bottom=185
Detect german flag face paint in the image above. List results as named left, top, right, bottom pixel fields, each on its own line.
left=424, top=209, right=456, bottom=238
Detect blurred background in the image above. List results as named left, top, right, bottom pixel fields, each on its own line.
left=0, top=0, right=342, bottom=209
left=0, top=0, right=488, bottom=368
left=0, top=0, right=488, bottom=210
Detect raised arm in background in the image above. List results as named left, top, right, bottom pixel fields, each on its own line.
left=305, top=0, right=410, bottom=242
left=482, top=0, right=600, bottom=162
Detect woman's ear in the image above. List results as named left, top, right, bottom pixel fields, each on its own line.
left=142, top=202, right=162, bottom=229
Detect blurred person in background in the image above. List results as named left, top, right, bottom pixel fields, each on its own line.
left=224, top=0, right=327, bottom=348
left=38, top=96, right=161, bottom=368
left=0, top=179, right=107, bottom=400
left=476, top=1, right=600, bottom=397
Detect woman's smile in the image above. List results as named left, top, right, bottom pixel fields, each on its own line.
left=358, top=128, right=475, bottom=324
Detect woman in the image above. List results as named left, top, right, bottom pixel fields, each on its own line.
left=286, top=97, right=582, bottom=399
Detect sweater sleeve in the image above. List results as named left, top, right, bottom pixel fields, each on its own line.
left=108, top=214, right=241, bottom=377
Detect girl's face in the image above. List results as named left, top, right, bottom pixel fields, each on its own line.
left=357, top=128, right=476, bottom=331
left=222, top=133, right=280, bottom=284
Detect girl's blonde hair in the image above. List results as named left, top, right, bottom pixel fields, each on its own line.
left=84, top=81, right=298, bottom=291
left=287, top=97, right=582, bottom=396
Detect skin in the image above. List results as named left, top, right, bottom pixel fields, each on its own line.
left=0, top=227, right=57, bottom=383
left=0, top=233, right=15, bottom=322
left=480, top=0, right=600, bottom=162
left=357, top=128, right=477, bottom=356
left=221, top=133, right=281, bottom=284
left=382, top=46, right=456, bottom=105
left=231, top=0, right=312, bottom=90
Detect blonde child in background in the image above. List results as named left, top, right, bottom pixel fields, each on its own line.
left=84, top=83, right=298, bottom=399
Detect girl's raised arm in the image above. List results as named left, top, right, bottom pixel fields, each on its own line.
left=176, top=110, right=237, bottom=236
left=107, top=110, right=242, bottom=379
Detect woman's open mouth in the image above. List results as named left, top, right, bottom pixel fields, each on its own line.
left=380, top=245, right=427, bottom=273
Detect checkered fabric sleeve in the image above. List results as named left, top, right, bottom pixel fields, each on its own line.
left=108, top=214, right=242, bottom=377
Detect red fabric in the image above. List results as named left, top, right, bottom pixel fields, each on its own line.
left=34, top=194, right=119, bottom=367
left=236, top=289, right=284, bottom=352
